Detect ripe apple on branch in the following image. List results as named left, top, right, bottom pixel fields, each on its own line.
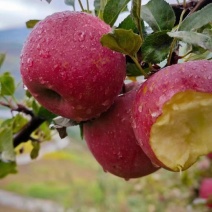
left=0, top=0, right=211, bottom=180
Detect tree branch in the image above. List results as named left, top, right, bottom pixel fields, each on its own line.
left=13, top=116, right=46, bottom=148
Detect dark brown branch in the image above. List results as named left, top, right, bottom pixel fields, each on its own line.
left=13, top=116, right=46, bottom=148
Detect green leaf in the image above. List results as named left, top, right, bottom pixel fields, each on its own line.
left=26, top=20, right=40, bottom=29
left=100, top=29, right=142, bottom=56
left=0, top=72, right=15, bottom=96
left=179, top=3, right=212, bottom=31
left=0, top=161, right=17, bottom=179
left=0, top=53, right=6, bottom=68
left=103, top=0, right=130, bottom=27
left=0, top=123, right=15, bottom=162
left=64, top=0, right=75, bottom=7
left=131, top=0, right=142, bottom=35
left=12, top=114, right=28, bottom=134
left=126, top=63, right=143, bottom=76
left=118, top=15, right=137, bottom=31
left=30, top=141, right=40, bottom=159
left=141, top=0, right=175, bottom=31
left=37, top=106, right=56, bottom=123
left=168, top=31, right=212, bottom=51
left=141, top=30, right=173, bottom=63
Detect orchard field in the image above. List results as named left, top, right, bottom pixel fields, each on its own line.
left=0, top=0, right=212, bottom=211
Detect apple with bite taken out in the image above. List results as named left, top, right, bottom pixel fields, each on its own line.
left=20, top=11, right=126, bottom=122
left=132, top=60, right=212, bottom=172
left=83, top=82, right=159, bottom=180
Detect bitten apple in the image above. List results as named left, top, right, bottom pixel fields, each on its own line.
left=84, top=82, right=159, bottom=179
left=20, top=11, right=126, bottom=122
left=132, top=60, right=212, bottom=172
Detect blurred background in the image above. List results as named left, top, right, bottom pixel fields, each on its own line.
left=0, top=0, right=211, bottom=212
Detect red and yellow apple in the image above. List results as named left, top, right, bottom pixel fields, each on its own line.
left=84, top=82, right=159, bottom=179
left=20, top=11, right=126, bottom=122
left=132, top=60, right=212, bottom=172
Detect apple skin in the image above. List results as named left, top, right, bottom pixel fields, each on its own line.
left=20, top=11, right=126, bottom=122
left=199, top=178, right=212, bottom=208
left=83, top=82, right=159, bottom=179
left=132, top=60, right=212, bottom=170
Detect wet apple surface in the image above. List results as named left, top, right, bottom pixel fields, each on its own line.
left=84, top=83, right=159, bottom=179
left=20, top=11, right=126, bottom=122
left=132, top=60, right=212, bottom=172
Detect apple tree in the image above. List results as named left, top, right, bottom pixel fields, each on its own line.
left=0, top=0, right=212, bottom=204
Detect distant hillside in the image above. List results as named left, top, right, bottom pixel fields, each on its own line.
left=0, top=28, right=31, bottom=98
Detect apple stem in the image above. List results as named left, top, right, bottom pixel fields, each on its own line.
left=130, top=55, right=147, bottom=78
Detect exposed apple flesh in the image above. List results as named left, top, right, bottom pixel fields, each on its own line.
left=84, top=83, right=159, bottom=179
left=132, top=60, right=212, bottom=172
left=20, top=11, right=126, bottom=122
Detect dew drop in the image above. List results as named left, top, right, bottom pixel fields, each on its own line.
left=151, top=111, right=160, bottom=118
left=74, top=31, right=85, bottom=42
left=39, top=50, right=50, bottom=58
left=138, top=105, right=143, bottom=113
left=151, top=162, right=160, bottom=168
left=27, top=58, right=33, bottom=67
left=208, top=76, right=211, bottom=80
left=102, top=99, right=110, bottom=106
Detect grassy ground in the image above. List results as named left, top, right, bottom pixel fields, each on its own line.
left=0, top=128, right=211, bottom=212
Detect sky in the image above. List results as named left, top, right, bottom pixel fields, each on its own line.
left=0, top=0, right=180, bottom=30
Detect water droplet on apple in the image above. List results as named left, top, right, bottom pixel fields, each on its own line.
left=39, top=50, right=50, bottom=58
left=27, top=58, right=33, bottom=67
left=74, top=31, right=85, bottom=42
left=151, top=111, right=160, bottom=118
left=208, top=76, right=211, bottom=80
left=151, top=162, right=160, bottom=168
left=102, top=99, right=110, bottom=106
left=131, top=120, right=137, bottom=129
left=138, top=105, right=143, bottom=113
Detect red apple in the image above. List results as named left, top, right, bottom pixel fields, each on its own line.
left=20, top=11, right=126, bottom=122
left=199, top=178, right=212, bottom=208
left=83, top=82, right=159, bottom=179
left=132, top=60, right=212, bottom=172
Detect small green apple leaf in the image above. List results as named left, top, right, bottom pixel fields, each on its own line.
left=37, top=107, right=56, bottom=123
left=141, top=0, right=175, bottom=31
left=103, top=0, right=130, bottom=27
left=168, top=31, right=212, bottom=51
left=131, top=0, right=142, bottom=34
left=101, top=29, right=142, bottom=56
left=0, top=161, right=17, bottom=179
left=0, top=72, right=15, bottom=96
left=0, top=53, right=6, bottom=68
left=64, top=0, right=75, bottom=7
left=12, top=114, right=28, bottom=134
left=141, top=30, right=173, bottom=63
left=126, top=63, right=143, bottom=76
left=118, top=15, right=137, bottom=31
left=179, top=3, right=212, bottom=31
left=26, top=20, right=40, bottom=28
left=0, top=124, right=15, bottom=162
left=30, top=141, right=40, bottom=159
